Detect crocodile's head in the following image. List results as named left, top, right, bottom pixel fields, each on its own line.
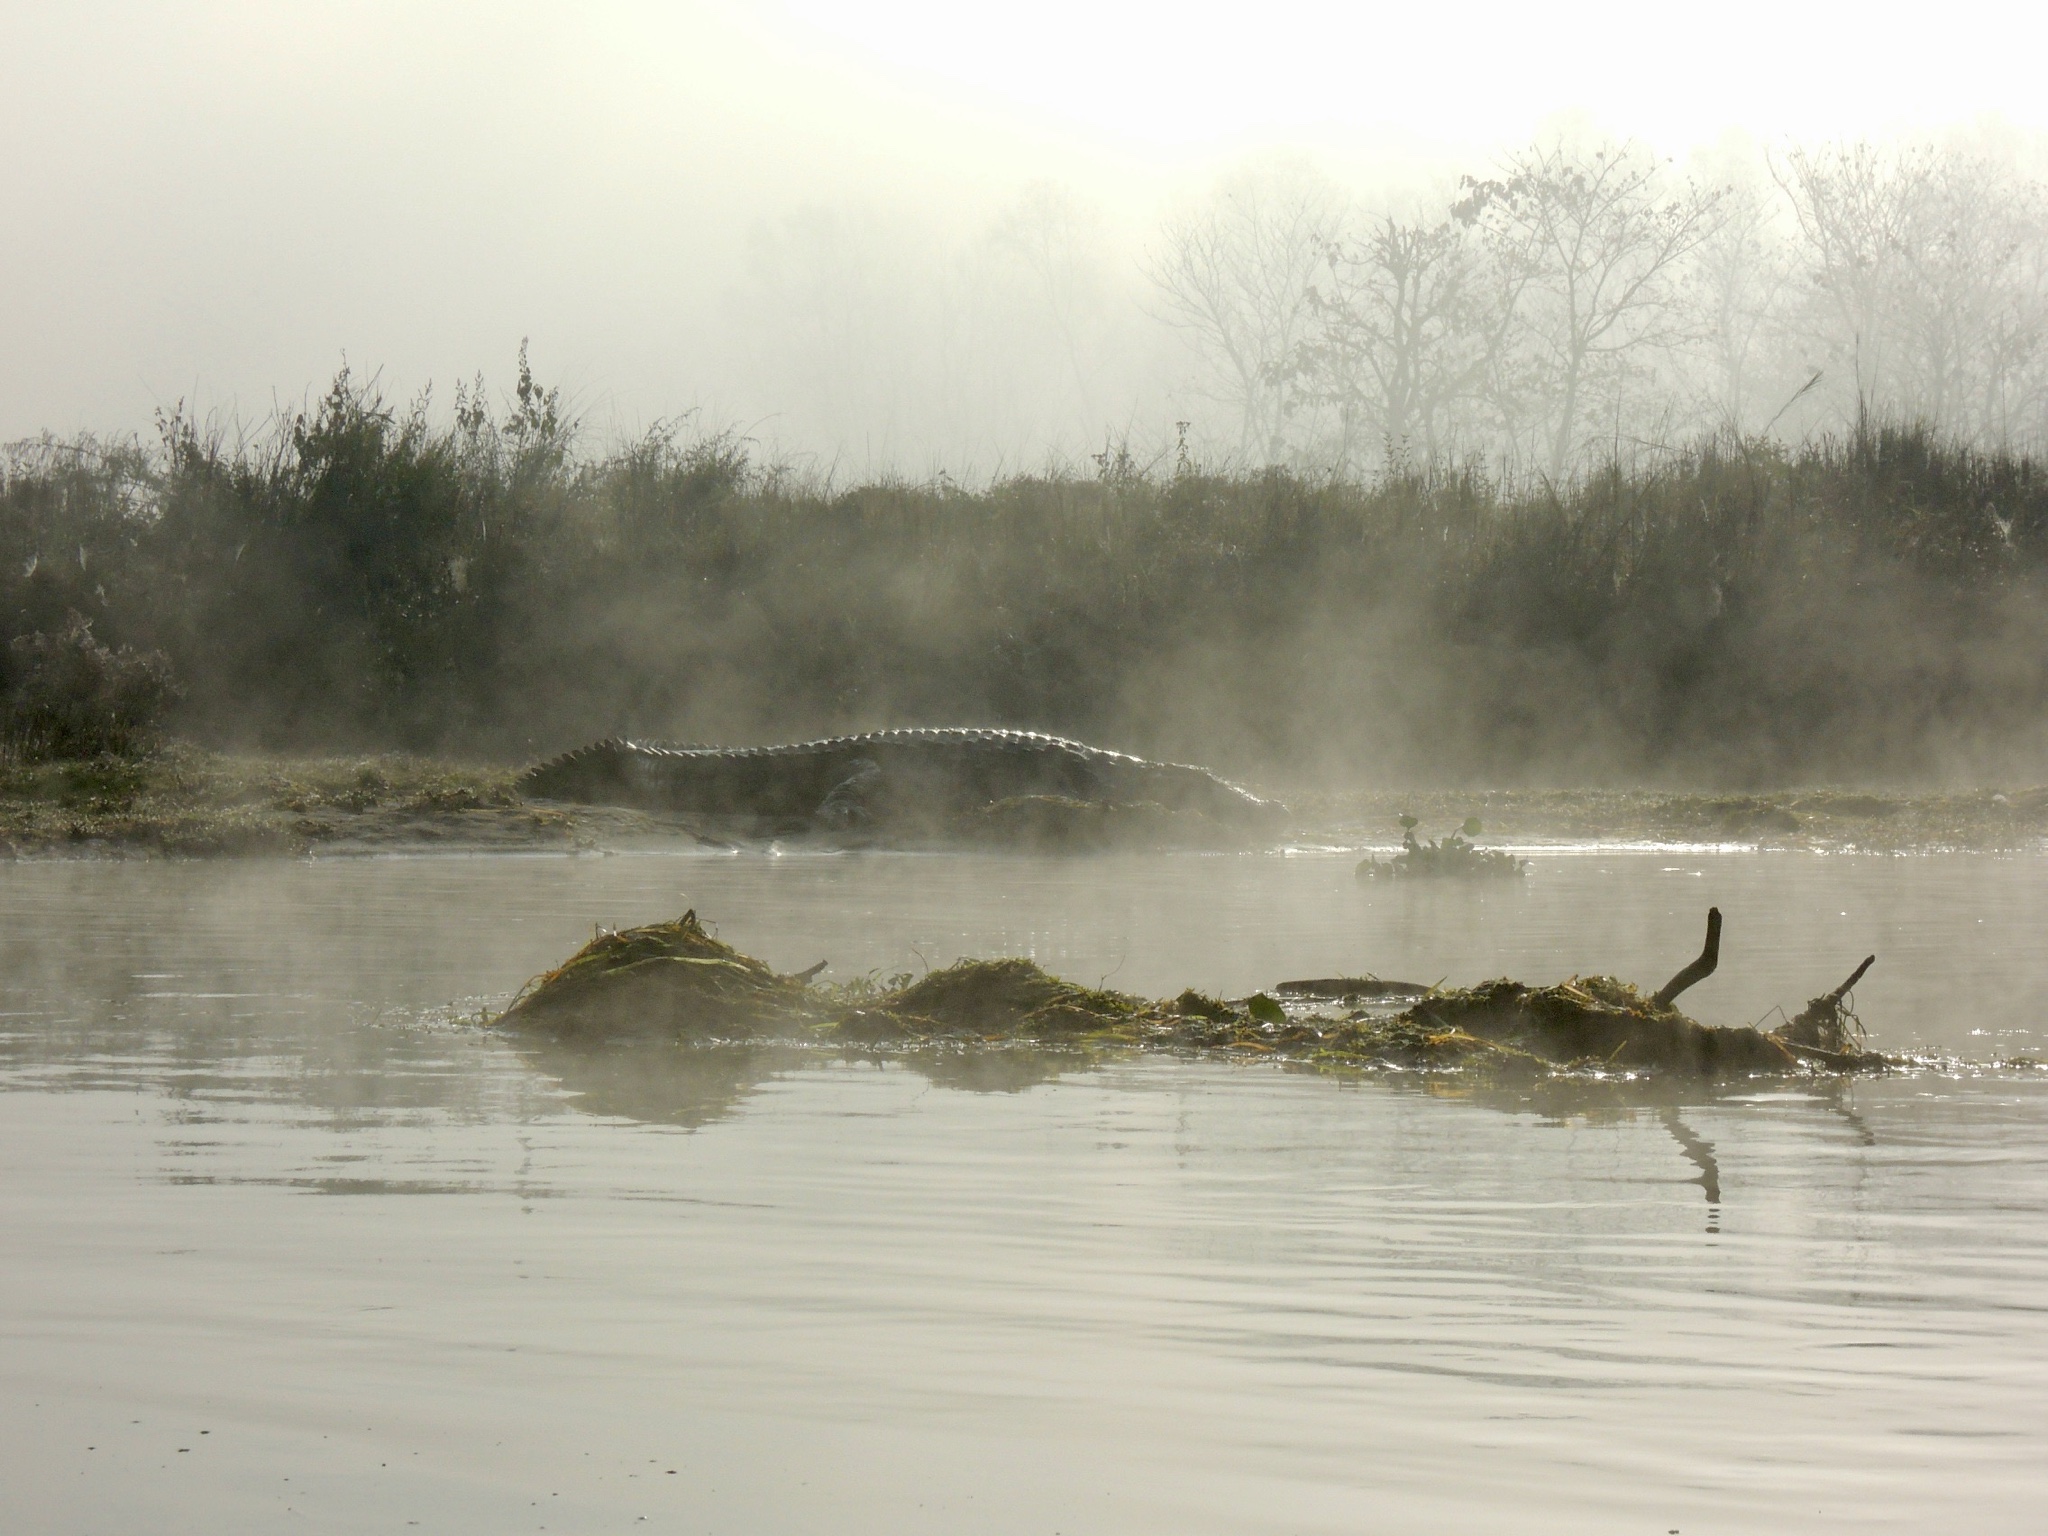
left=1220, top=784, right=1292, bottom=835
left=1141, top=762, right=1289, bottom=834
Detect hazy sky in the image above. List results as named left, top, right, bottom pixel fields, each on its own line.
left=5, top=0, right=2044, bottom=457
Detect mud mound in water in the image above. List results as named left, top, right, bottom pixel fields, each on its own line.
left=866, top=957, right=1148, bottom=1037
left=495, top=910, right=1886, bottom=1078
left=1396, top=976, right=1803, bottom=1074
left=498, top=909, right=809, bottom=1039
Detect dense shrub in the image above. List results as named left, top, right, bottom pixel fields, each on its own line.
left=3, top=613, right=179, bottom=760
left=5, top=361, right=2047, bottom=783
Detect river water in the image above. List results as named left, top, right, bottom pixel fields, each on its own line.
left=3, top=848, right=2044, bottom=1533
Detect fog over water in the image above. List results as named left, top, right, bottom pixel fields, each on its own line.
left=10, top=10, right=2048, bottom=1533
left=4, top=853, right=2047, bottom=1533
left=9, top=2, right=2048, bottom=472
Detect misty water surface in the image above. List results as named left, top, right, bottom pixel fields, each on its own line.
left=2, top=849, right=2044, bottom=1533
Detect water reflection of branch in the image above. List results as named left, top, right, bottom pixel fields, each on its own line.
left=1659, top=1107, right=1722, bottom=1205
left=1408, top=1072, right=1740, bottom=1226
left=1819, top=1083, right=1878, bottom=1146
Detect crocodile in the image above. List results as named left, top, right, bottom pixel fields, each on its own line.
left=517, top=728, right=1289, bottom=845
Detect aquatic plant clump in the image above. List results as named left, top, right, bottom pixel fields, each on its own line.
left=1358, top=817, right=1527, bottom=880
left=495, top=910, right=1888, bottom=1079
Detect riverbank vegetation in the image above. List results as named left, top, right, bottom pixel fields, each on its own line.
left=4, top=752, right=2041, bottom=856
left=0, top=746, right=559, bottom=856
left=7, top=354, right=2048, bottom=787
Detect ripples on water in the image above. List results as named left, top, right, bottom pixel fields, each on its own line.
left=3, top=851, right=2044, bottom=1533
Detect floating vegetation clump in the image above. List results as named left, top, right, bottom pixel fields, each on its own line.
left=495, top=907, right=1888, bottom=1080
left=1358, top=816, right=1527, bottom=880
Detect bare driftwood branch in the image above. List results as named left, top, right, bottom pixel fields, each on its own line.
left=1779, top=954, right=1877, bottom=1056
left=1653, top=907, right=1722, bottom=1010
left=1822, top=955, right=1876, bottom=1007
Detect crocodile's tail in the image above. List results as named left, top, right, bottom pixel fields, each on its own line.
left=519, top=738, right=637, bottom=804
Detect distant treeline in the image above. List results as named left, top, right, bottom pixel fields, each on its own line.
left=1158, top=139, right=2048, bottom=476
left=4, top=362, right=2047, bottom=784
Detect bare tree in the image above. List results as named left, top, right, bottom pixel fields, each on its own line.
left=1295, top=212, right=1497, bottom=470
left=1148, top=162, right=1352, bottom=464
left=1683, top=172, right=1801, bottom=435
left=1130, top=135, right=2048, bottom=477
left=990, top=181, right=1117, bottom=431
left=1777, top=141, right=2048, bottom=445
left=1775, top=141, right=1924, bottom=421
left=1458, top=141, right=1725, bottom=475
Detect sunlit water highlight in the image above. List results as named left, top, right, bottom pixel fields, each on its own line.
left=3, top=850, right=2045, bottom=1533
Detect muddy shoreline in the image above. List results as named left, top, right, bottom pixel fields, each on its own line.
left=3, top=746, right=2045, bottom=858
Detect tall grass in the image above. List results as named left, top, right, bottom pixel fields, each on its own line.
left=4, top=365, right=2046, bottom=784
